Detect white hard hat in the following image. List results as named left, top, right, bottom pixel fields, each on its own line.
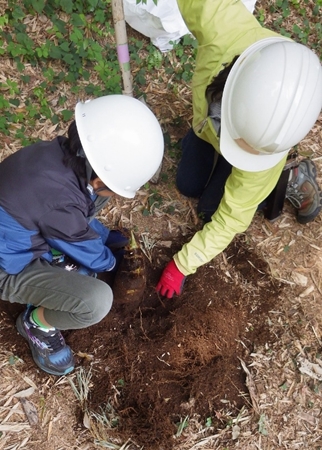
left=75, top=95, right=164, bottom=198
left=221, top=38, right=322, bottom=172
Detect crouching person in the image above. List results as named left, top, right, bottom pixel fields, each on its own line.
left=0, top=95, right=164, bottom=376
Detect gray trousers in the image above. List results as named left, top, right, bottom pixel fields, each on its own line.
left=0, top=258, right=113, bottom=330
left=0, top=196, right=113, bottom=330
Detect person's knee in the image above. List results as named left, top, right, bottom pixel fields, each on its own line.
left=83, top=281, right=113, bottom=326
left=176, top=172, right=194, bottom=197
left=176, top=170, right=204, bottom=198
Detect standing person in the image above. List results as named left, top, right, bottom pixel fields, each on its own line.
left=0, top=94, right=164, bottom=375
left=156, top=0, right=322, bottom=299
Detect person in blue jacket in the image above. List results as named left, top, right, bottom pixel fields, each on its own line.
left=0, top=95, right=164, bottom=376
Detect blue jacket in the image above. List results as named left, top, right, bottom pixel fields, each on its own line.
left=0, top=137, right=115, bottom=275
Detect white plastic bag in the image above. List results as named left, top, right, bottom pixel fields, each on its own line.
left=123, top=0, right=258, bottom=53
left=123, top=0, right=190, bottom=52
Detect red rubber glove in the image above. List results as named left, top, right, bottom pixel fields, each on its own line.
left=156, top=260, right=186, bottom=299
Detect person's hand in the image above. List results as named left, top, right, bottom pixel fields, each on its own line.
left=108, top=249, right=124, bottom=274
left=156, top=260, right=186, bottom=299
left=106, top=229, right=129, bottom=250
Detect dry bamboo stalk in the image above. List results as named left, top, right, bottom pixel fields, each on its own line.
left=111, top=0, right=133, bottom=96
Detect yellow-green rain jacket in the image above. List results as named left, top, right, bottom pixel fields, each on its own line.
left=174, top=0, right=288, bottom=276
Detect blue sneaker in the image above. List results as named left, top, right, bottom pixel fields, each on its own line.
left=16, top=306, right=75, bottom=376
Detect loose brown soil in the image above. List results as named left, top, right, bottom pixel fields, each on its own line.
left=0, top=234, right=284, bottom=450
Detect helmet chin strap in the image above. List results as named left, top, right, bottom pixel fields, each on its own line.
left=76, top=147, right=93, bottom=183
left=76, top=147, right=110, bottom=195
left=94, top=186, right=109, bottom=194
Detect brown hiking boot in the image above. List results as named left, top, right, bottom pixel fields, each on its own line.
left=286, top=159, right=322, bottom=224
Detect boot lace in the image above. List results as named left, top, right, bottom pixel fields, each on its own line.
left=286, top=183, right=305, bottom=208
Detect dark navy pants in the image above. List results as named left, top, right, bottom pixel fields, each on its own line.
left=176, top=128, right=232, bottom=222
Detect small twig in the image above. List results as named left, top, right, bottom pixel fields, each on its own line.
left=139, top=307, right=150, bottom=341
left=157, top=355, right=171, bottom=367
left=247, top=260, right=265, bottom=274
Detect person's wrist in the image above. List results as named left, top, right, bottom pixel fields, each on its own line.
left=167, top=259, right=184, bottom=277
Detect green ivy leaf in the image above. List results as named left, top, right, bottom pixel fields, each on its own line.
left=11, top=6, right=25, bottom=20
left=60, top=41, right=70, bottom=52
left=61, top=109, right=74, bottom=121
left=61, top=0, right=74, bottom=14
left=71, top=13, right=85, bottom=27
left=31, top=0, right=45, bottom=14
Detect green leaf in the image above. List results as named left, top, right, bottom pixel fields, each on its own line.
left=9, top=355, right=18, bottom=365
left=61, top=0, right=73, bottom=14
left=205, top=417, right=212, bottom=427
left=94, top=9, right=106, bottom=23
left=61, top=109, right=74, bottom=121
left=63, top=53, right=75, bottom=65
left=49, top=46, right=62, bottom=59
left=31, top=0, right=45, bottom=14
left=258, top=414, right=268, bottom=436
left=60, top=41, right=70, bottom=52
left=51, top=114, right=59, bottom=124
left=9, top=98, right=20, bottom=106
left=12, top=6, right=26, bottom=20
left=71, top=13, right=85, bottom=27
left=52, top=18, right=67, bottom=34
left=70, top=28, right=83, bottom=44
left=88, top=0, right=99, bottom=11
left=16, top=61, right=25, bottom=72
left=21, top=75, right=30, bottom=83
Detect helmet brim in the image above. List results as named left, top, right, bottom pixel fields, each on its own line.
left=220, top=115, right=289, bottom=172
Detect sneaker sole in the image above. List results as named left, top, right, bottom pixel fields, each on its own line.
left=16, top=314, right=74, bottom=376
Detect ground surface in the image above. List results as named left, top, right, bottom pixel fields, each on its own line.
left=70, top=236, right=284, bottom=449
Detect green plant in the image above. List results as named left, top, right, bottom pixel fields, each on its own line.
left=257, top=8, right=266, bottom=25
left=8, top=354, right=23, bottom=365
left=68, top=366, right=92, bottom=409
left=163, top=35, right=197, bottom=84
left=91, top=404, right=120, bottom=428
left=0, top=0, right=124, bottom=140
left=258, top=414, right=268, bottom=436
left=175, top=415, right=189, bottom=437
left=141, top=186, right=164, bottom=216
left=257, top=0, right=322, bottom=58
left=146, top=46, right=163, bottom=70
left=205, top=416, right=212, bottom=427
